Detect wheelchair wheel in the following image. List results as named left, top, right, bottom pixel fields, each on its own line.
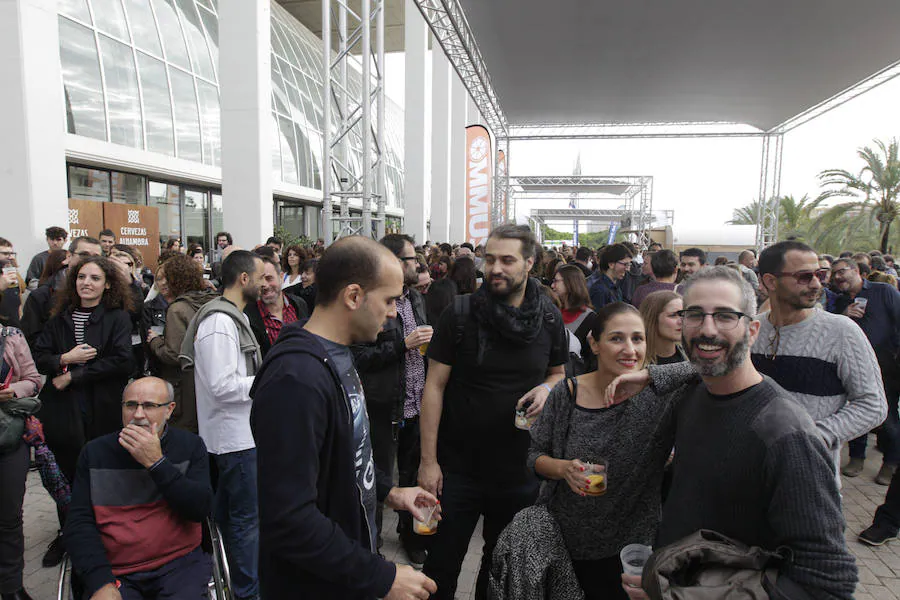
left=207, top=518, right=234, bottom=600
left=57, top=554, right=74, bottom=600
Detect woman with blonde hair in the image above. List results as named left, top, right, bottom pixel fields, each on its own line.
left=639, top=290, right=687, bottom=365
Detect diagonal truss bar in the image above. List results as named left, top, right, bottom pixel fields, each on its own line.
left=755, top=134, right=783, bottom=253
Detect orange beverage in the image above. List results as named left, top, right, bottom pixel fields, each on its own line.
left=413, top=504, right=439, bottom=535
left=583, top=460, right=608, bottom=496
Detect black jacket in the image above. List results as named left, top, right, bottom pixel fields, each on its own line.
left=243, top=292, right=309, bottom=358
left=21, top=282, right=56, bottom=351
left=352, top=288, right=427, bottom=423
left=250, top=323, right=395, bottom=600
left=33, top=304, right=135, bottom=444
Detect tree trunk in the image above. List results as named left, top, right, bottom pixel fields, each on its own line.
left=881, top=220, right=892, bottom=253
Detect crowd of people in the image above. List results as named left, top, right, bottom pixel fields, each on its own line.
left=0, top=222, right=897, bottom=600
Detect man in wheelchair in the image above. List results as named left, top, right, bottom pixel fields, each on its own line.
left=65, top=377, right=214, bottom=599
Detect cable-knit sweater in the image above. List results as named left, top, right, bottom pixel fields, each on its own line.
left=750, top=308, right=887, bottom=468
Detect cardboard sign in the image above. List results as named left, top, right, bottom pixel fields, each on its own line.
left=68, top=199, right=104, bottom=239
left=102, top=204, right=160, bottom=268
left=465, top=125, right=492, bottom=247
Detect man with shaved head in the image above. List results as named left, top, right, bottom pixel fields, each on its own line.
left=65, top=377, right=214, bottom=599
left=251, top=235, right=439, bottom=600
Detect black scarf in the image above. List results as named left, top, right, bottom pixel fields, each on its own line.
left=472, top=277, right=548, bottom=356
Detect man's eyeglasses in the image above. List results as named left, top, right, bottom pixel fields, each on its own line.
left=677, top=309, right=750, bottom=330
left=616, top=260, right=632, bottom=267
left=122, top=401, right=170, bottom=412
left=832, top=267, right=853, bottom=278
left=0, top=250, right=16, bottom=258
left=775, top=269, right=829, bottom=285
left=399, top=256, right=418, bottom=263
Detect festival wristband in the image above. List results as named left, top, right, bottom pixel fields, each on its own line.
left=541, top=383, right=552, bottom=394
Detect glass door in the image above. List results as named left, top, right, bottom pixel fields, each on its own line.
left=182, top=188, right=210, bottom=255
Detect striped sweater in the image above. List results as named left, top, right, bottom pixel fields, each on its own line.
left=750, top=308, right=887, bottom=466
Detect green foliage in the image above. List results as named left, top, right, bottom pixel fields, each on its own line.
left=273, top=225, right=312, bottom=249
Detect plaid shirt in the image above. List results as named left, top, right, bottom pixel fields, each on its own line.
left=397, top=291, right=426, bottom=418
left=258, top=295, right=298, bottom=346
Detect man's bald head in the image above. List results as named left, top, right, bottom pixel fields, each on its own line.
left=314, top=236, right=401, bottom=307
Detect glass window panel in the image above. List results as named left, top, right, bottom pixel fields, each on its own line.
left=92, top=0, right=130, bottom=40
left=169, top=67, right=202, bottom=161
left=196, top=0, right=213, bottom=9
left=270, top=22, right=289, bottom=60
left=99, top=35, right=143, bottom=148
left=151, top=0, right=191, bottom=70
left=59, top=18, right=107, bottom=140
left=307, top=127, right=322, bottom=189
left=174, top=0, right=215, bottom=81
left=136, top=53, right=175, bottom=155
left=68, top=166, right=111, bottom=202
left=295, top=123, right=311, bottom=188
left=148, top=181, right=181, bottom=246
left=197, top=7, right=218, bottom=80
left=183, top=189, right=209, bottom=250
left=277, top=202, right=304, bottom=241
left=111, top=171, right=147, bottom=204
left=271, top=115, right=282, bottom=182
left=60, top=0, right=92, bottom=23
left=197, top=81, right=220, bottom=166
left=122, top=0, right=162, bottom=55
left=210, top=192, right=223, bottom=260
left=270, top=58, right=290, bottom=116
left=278, top=116, right=299, bottom=185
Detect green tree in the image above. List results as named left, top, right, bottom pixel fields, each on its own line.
left=817, top=138, right=900, bottom=253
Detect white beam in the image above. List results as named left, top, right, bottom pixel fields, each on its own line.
left=448, top=75, right=467, bottom=243
left=403, top=0, right=429, bottom=242
left=220, top=0, right=273, bottom=248
left=429, top=41, right=451, bottom=244
left=0, top=0, right=68, bottom=267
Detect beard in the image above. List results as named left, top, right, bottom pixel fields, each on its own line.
left=242, top=281, right=261, bottom=303
left=404, top=268, right=418, bottom=287
left=685, top=329, right=751, bottom=377
left=487, top=268, right=527, bottom=300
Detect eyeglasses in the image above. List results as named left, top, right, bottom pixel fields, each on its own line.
left=616, top=260, right=632, bottom=267
left=0, top=250, right=15, bottom=258
left=774, top=269, right=829, bottom=285
left=399, top=256, right=418, bottom=262
left=677, top=309, right=750, bottom=330
left=832, top=267, right=853, bottom=277
left=122, top=401, right=170, bottom=412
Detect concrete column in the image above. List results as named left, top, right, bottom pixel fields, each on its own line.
left=0, top=0, right=68, bottom=267
left=429, top=42, right=451, bottom=244
left=402, top=0, right=429, bottom=243
left=220, top=0, right=272, bottom=248
left=448, top=76, right=468, bottom=243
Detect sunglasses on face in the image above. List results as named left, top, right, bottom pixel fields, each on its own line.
left=775, top=269, right=830, bottom=285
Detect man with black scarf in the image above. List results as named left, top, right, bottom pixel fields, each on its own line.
left=418, top=224, right=568, bottom=600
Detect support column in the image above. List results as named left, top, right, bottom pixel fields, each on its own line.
left=220, top=0, right=272, bottom=248
left=429, top=42, right=451, bottom=244
left=403, top=0, right=429, bottom=243
left=0, top=0, right=68, bottom=266
left=448, top=76, right=467, bottom=243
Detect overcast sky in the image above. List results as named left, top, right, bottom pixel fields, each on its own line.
left=384, top=52, right=900, bottom=240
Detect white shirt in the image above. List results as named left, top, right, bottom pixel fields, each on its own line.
left=193, top=312, right=256, bottom=454
left=282, top=272, right=303, bottom=289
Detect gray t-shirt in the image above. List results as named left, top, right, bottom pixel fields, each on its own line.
left=315, top=334, right=378, bottom=551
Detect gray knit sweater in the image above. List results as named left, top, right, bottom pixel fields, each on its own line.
left=750, top=308, right=887, bottom=467
left=527, top=364, right=694, bottom=560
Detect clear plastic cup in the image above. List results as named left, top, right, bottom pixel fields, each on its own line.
left=417, top=325, right=433, bottom=356
left=413, top=503, right=439, bottom=536
left=854, top=297, right=868, bottom=311
left=584, top=460, right=608, bottom=496
left=514, top=400, right=537, bottom=430
left=620, top=543, right=652, bottom=578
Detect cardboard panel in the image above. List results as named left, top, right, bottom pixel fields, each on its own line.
left=102, top=204, right=160, bottom=268
left=67, top=199, right=105, bottom=240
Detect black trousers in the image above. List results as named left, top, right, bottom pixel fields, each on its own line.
left=368, top=403, right=397, bottom=544
left=422, top=470, right=538, bottom=600
left=396, top=417, right=422, bottom=538
left=0, top=443, right=29, bottom=593
left=874, top=462, right=900, bottom=532
left=572, top=556, right=628, bottom=600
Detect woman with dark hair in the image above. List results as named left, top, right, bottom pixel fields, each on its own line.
left=164, top=237, right=182, bottom=253
left=294, top=257, right=318, bottom=312
left=528, top=302, right=686, bottom=599
left=551, top=264, right=598, bottom=373
left=187, top=243, right=205, bottom=267
left=588, top=243, right=633, bottom=310
left=38, top=249, right=69, bottom=287
left=542, top=257, right=563, bottom=286
left=282, top=245, right=306, bottom=290
left=640, top=290, right=686, bottom=365
left=32, top=257, right=135, bottom=558
left=430, top=255, right=452, bottom=281
left=146, top=254, right=218, bottom=433
left=449, top=256, right=477, bottom=294
left=20, top=250, right=69, bottom=349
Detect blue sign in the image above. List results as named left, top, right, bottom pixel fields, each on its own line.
left=607, top=222, right=619, bottom=245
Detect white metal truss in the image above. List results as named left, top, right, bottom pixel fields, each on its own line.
left=322, top=0, right=386, bottom=244
left=509, top=122, right=767, bottom=141
left=755, top=134, right=783, bottom=253
left=410, top=0, right=509, bottom=228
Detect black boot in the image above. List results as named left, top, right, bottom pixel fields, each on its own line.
left=1, top=589, right=35, bottom=600
left=42, top=530, right=65, bottom=568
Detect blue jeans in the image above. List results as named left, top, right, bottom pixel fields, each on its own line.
left=213, top=449, right=259, bottom=600
left=849, top=359, right=900, bottom=465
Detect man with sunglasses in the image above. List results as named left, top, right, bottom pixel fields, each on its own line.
left=829, top=256, right=900, bottom=485
left=751, top=241, right=886, bottom=481
left=65, top=376, right=213, bottom=600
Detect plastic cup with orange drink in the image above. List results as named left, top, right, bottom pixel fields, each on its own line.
left=413, top=502, right=439, bottom=536
left=417, top=325, right=433, bottom=356
left=583, top=460, right=608, bottom=496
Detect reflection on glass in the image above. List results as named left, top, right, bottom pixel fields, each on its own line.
left=210, top=193, right=223, bottom=262
left=148, top=180, right=181, bottom=245
left=123, top=0, right=162, bottom=55
left=183, top=189, right=209, bottom=250
left=59, top=0, right=92, bottom=23
left=271, top=116, right=282, bottom=182
left=60, top=17, right=107, bottom=140
left=151, top=0, right=191, bottom=70
left=197, top=81, right=220, bottom=166
left=174, top=0, right=215, bottom=81
left=137, top=53, right=175, bottom=155
left=294, top=123, right=312, bottom=188
left=92, top=0, right=130, bottom=40
left=197, top=7, right=219, bottom=79
left=100, top=35, right=143, bottom=148
left=271, top=59, right=290, bottom=116
left=277, top=203, right=304, bottom=241
left=169, top=67, right=202, bottom=161
left=69, top=166, right=111, bottom=202
left=111, top=172, right=147, bottom=204
left=278, top=116, right=299, bottom=185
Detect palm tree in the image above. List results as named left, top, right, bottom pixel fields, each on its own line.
left=817, top=138, right=900, bottom=253
left=727, top=198, right=779, bottom=226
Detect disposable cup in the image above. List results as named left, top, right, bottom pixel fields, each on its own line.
left=584, top=460, right=608, bottom=496
left=413, top=503, right=438, bottom=536
left=854, top=297, right=868, bottom=310
left=620, top=543, right=652, bottom=578
left=417, top=325, right=433, bottom=356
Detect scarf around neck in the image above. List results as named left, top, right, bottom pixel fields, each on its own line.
left=472, top=277, right=547, bottom=348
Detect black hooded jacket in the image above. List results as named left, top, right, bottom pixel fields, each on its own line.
left=249, top=322, right=395, bottom=599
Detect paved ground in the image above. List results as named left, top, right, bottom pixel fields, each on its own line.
left=19, top=440, right=900, bottom=599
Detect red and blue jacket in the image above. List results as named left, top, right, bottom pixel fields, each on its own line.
left=65, top=426, right=213, bottom=596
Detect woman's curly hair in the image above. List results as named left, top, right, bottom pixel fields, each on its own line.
left=162, top=254, right=207, bottom=299
left=52, top=256, right=135, bottom=316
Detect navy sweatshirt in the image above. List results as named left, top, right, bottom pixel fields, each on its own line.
left=65, top=426, right=213, bottom=596
left=250, top=322, right=395, bottom=600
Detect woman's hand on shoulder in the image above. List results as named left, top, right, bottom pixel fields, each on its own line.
left=604, top=369, right=650, bottom=407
